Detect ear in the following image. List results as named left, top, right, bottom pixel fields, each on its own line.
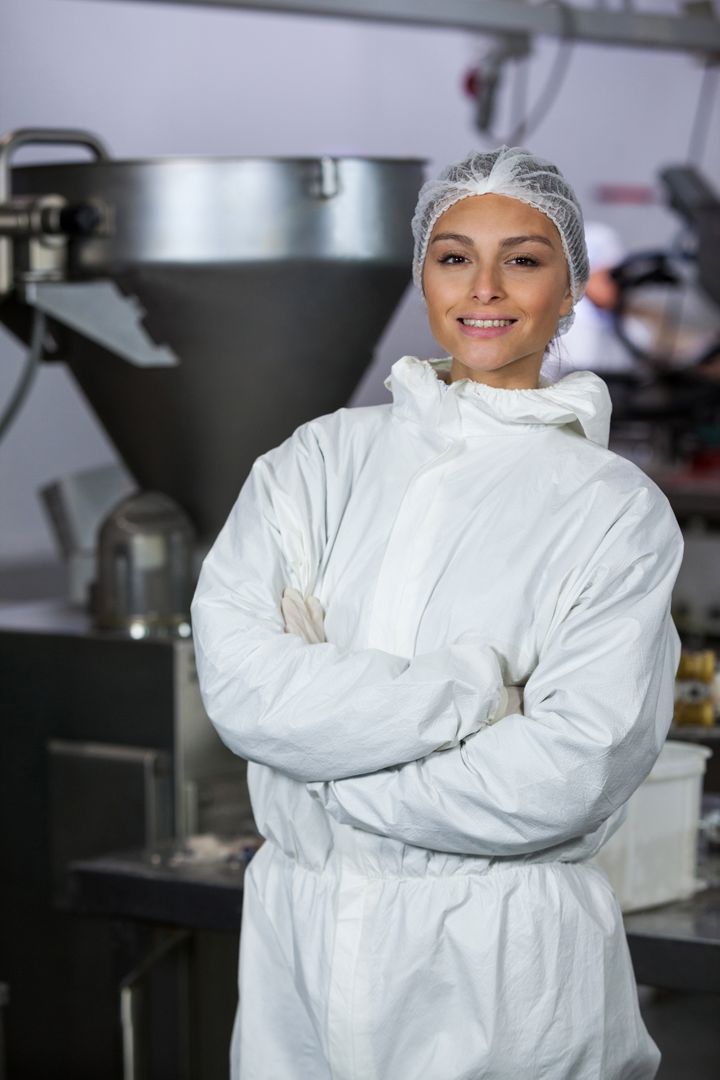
left=559, top=284, right=573, bottom=318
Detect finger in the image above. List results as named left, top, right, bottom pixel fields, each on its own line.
left=306, top=594, right=324, bottom=617
left=306, top=596, right=325, bottom=629
left=281, top=603, right=306, bottom=637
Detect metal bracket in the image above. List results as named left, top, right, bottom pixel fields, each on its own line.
left=22, top=280, right=179, bottom=368
left=119, top=929, right=191, bottom=1080
left=0, top=128, right=109, bottom=297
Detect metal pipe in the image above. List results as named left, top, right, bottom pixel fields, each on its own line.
left=119, top=929, right=190, bottom=1080
left=86, top=0, right=720, bottom=54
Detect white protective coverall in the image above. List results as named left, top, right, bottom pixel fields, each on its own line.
left=191, top=355, right=684, bottom=1080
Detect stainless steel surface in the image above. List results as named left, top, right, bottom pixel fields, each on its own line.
left=3, top=145, right=424, bottom=542
left=41, top=464, right=135, bottom=605
left=67, top=834, right=720, bottom=991
left=10, top=155, right=420, bottom=265
left=25, top=280, right=178, bottom=367
left=120, top=930, right=191, bottom=1080
left=48, top=739, right=173, bottom=894
left=2, top=201, right=70, bottom=290
left=0, top=601, right=244, bottom=834
left=95, top=491, right=195, bottom=635
left=0, top=128, right=108, bottom=294
left=0, top=193, right=67, bottom=238
left=0, top=605, right=249, bottom=1075
left=90, top=0, right=720, bottom=54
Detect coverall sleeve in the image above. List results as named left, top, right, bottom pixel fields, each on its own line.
left=191, top=422, right=510, bottom=784
left=307, top=484, right=685, bottom=856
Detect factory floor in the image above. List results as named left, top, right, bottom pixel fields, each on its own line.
left=638, top=988, right=720, bottom=1078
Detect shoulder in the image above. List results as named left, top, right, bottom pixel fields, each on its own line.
left=304, top=402, right=392, bottom=444
left=549, top=428, right=677, bottom=524
left=598, top=451, right=678, bottom=528
left=587, top=453, right=684, bottom=581
left=253, top=402, right=392, bottom=480
left=265, top=402, right=392, bottom=459
left=543, top=431, right=684, bottom=573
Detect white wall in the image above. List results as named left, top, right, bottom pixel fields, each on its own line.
left=1, top=0, right=718, bottom=561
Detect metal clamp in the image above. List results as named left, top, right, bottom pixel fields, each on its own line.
left=308, top=156, right=341, bottom=199
left=0, top=128, right=110, bottom=296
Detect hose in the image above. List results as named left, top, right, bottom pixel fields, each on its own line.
left=0, top=306, right=46, bottom=445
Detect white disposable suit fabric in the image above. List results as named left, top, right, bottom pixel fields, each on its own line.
left=191, top=356, right=684, bottom=1080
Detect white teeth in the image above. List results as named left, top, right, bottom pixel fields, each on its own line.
left=462, top=318, right=514, bottom=328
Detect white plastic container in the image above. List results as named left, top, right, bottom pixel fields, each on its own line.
left=592, top=741, right=711, bottom=913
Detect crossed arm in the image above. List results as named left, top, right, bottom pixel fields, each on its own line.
left=192, top=421, right=684, bottom=854
left=191, top=423, right=517, bottom=784
left=307, top=491, right=683, bottom=855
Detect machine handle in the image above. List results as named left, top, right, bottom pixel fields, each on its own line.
left=0, top=128, right=110, bottom=297
left=0, top=127, right=109, bottom=200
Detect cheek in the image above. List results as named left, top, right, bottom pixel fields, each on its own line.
left=524, top=277, right=571, bottom=323
left=426, top=302, right=454, bottom=346
left=423, top=274, right=452, bottom=321
left=423, top=281, right=459, bottom=348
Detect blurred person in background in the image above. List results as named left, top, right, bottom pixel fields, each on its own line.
left=560, top=221, right=637, bottom=374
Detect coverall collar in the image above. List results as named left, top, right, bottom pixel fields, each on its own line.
left=385, top=356, right=612, bottom=448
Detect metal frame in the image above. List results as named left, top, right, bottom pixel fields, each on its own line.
left=120, top=929, right=191, bottom=1080
left=86, top=0, right=720, bottom=53
left=0, top=128, right=108, bottom=295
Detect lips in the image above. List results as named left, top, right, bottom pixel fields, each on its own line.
left=459, top=317, right=517, bottom=328
left=457, top=316, right=518, bottom=340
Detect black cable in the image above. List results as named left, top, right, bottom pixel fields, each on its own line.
left=0, top=307, right=46, bottom=445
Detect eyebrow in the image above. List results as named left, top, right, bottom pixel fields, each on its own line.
left=430, top=232, right=555, bottom=249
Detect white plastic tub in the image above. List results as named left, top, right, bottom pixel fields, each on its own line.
left=592, top=741, right=711, bottom=913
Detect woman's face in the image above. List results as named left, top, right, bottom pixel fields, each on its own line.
left=422, top=193, right=573, bottom=388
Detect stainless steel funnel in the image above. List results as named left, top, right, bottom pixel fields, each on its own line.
left=1, top=133, right=424, bottom=543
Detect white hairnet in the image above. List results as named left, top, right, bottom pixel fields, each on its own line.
left=411, top=146, right=589, bottom=336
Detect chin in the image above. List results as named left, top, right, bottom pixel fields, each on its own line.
left=456, top=353, right=512, bottom=373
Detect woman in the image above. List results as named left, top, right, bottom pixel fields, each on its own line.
left=191, top=146, right=683, bottom=1080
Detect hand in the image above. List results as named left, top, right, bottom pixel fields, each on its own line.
left=281, top=586, right=327, bottom=644
left=490, top=684, right=524, bottom=724
left=434, top=682, right=524, bottom=753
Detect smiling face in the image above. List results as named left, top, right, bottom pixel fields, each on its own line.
left=422, top=194, right=573, bottom=389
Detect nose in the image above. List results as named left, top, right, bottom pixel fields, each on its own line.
left=470, top=263, right=505, bottom=304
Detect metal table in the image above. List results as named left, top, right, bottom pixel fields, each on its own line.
left=66, top=840, right=262, bottom=1078
left=68, top=837, right=720, bottom=995
left=67, top=841, right=253, bottom=933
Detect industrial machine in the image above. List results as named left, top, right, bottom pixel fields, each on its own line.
left=0, top=128, right=424, bottom=1077
left=0, top=128, right=423, bottom=542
